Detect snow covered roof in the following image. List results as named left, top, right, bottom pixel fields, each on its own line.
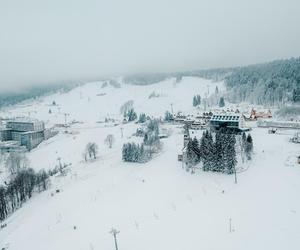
left=7, top=117, right=41, bottom=123
left=210, top=114, right=240, bottom=122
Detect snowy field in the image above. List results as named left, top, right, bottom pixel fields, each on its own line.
left=0, top=77, right=300, bottom=250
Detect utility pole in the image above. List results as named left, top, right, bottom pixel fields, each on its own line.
left=57, top=157, right=62, bottom=168
left=120, top=127, right=124, bottom=138
left=170, top=103, right=174, bottom=114
left=63, top=113, right=70, bottom=126
left=229, top=218, right=232, bottom=233
left=110, top=228, right=120, bottom=250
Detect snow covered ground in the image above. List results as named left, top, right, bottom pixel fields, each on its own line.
left=0, top=77, right=300, bottom=250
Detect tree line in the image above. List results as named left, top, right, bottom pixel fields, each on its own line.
left=0, top=154, right=50, bottom=221
left=225, top=57, right=300, bottom=106
left=122, top=119, right=161, bottom=163
left=185, top=129, right=253, bottom=174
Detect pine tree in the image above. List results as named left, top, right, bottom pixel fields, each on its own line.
left=206, top=131, right=215, bottom=171
left=215, top=86, right=219, bottom=95
left=193, top=95, right=201, bottom=107
left=192, top=137, right=201, bottom=162
left=292, top=87, right=300, bottom=103
left=245, top=134, right=253, bottom=160
left=200, top=131, right=208, bottom=171
left=125, top=108, right=137, bottom=121
left=219, top=97, right=225, bottom=107
left=214, top=131, right=225, bottom=172
left=138, top=113, right=147, bottom=123
left=225, top=134, right=237, bottom=174
left=196, top=95, right=201, bottom=106
left=164, top=111, right=173, bottom=121
left=240, top=132, right=247, bottom=163
left=186, top=139, right=194, bottom=168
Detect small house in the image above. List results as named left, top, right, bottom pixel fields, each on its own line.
left=250, top=108, right=272, bottom=120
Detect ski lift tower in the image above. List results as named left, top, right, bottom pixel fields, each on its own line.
left=110, top=228, right=120, bottom=250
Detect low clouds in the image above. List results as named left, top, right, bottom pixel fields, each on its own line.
left=0, top=0, right=300, bottom=90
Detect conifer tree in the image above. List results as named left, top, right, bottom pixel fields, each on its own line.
left=245, top=134, right=254, bottom=160
left=200, top=131, right=210, bottom=171
left=219, top=97, right=225, bottom=107
left=225, top=134, right=237, bottom=174
left=214, top=131, right=225, bottom=172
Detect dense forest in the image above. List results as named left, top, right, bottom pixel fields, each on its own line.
left=225, top=57, right=300, bottom=106
left=0, top=83, right=78, bottom=109
left=124, top=58, right=300, bottom=108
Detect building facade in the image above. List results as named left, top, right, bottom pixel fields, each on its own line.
left=0, top=118, right=46, bottom=151
left=209, top=113, right=248, bottom=132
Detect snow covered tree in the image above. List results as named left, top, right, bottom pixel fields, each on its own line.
left=245, top=134, right=253, bottom=160
left=120, top=100, right=134, bottom=115
left=292, top=87, right=300, bottom=103
left=241, top=132, right=247, bottom=162
left=224, top=134, right=237, bottom=174
left=164, top=111, right=174, bottom=122
left=219, top=97, right=225, bottom=107
left=84, top=142, right=99, bottom=161
left=124, top=108, right=137, bottom=121
left=5, top=152, right=29, bottom=175
left=225, top=58, right=300, bottom=105
left=123, top=119, right=161, bottom=163
left=215, top=86, right=219, bottom=95
left=213, top=131, right=225, bottom=172
left=186, top=137, right=201, bottom=172
left=36, top=169, right=50, bottom=192
left=0, top=186, right=8, bottom=221
left=138, top=113, right=147, bottom=123
left=200, top=131, right=214, bottom=171
left=105, top=134, right=115, bottom=148
left=122, top=142, right=149, bottom=163
left=193, top=96, right=197, bottom=107
left=193, top=95, right=201, bottom=107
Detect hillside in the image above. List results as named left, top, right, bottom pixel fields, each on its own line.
left=0, top=77, right=300, bottom=250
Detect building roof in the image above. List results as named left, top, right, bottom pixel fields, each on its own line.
left=7, top=117, right=42, bottom=124
left=210, top=114, right=240, bottom=122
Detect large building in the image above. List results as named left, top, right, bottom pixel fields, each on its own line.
left=0, top=118, right=46, bottom=151
left=209, top=113, right=248, bottom=132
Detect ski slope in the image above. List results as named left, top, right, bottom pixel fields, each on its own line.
left=0, top=77, right=300, bottom=250
left=0, top=77, right=223, bottom=125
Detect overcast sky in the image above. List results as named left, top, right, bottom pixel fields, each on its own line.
left=0, top=0, right=300, bottom=91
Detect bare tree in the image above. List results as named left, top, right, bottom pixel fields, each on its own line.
left=120, top=100, right=134, bottom=114
left=84, top=142, right=99, bottom=161
left=105, top=134, right=115, bottom=148
left=5, top=152, right=30, bottom=175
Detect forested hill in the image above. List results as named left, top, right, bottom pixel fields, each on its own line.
left=0, top=83, right=78, bottom=109
left=225, top=57, right=300, bottom=105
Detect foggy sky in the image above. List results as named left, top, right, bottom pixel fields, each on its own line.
left=1, top=0, right=300, bottom=91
